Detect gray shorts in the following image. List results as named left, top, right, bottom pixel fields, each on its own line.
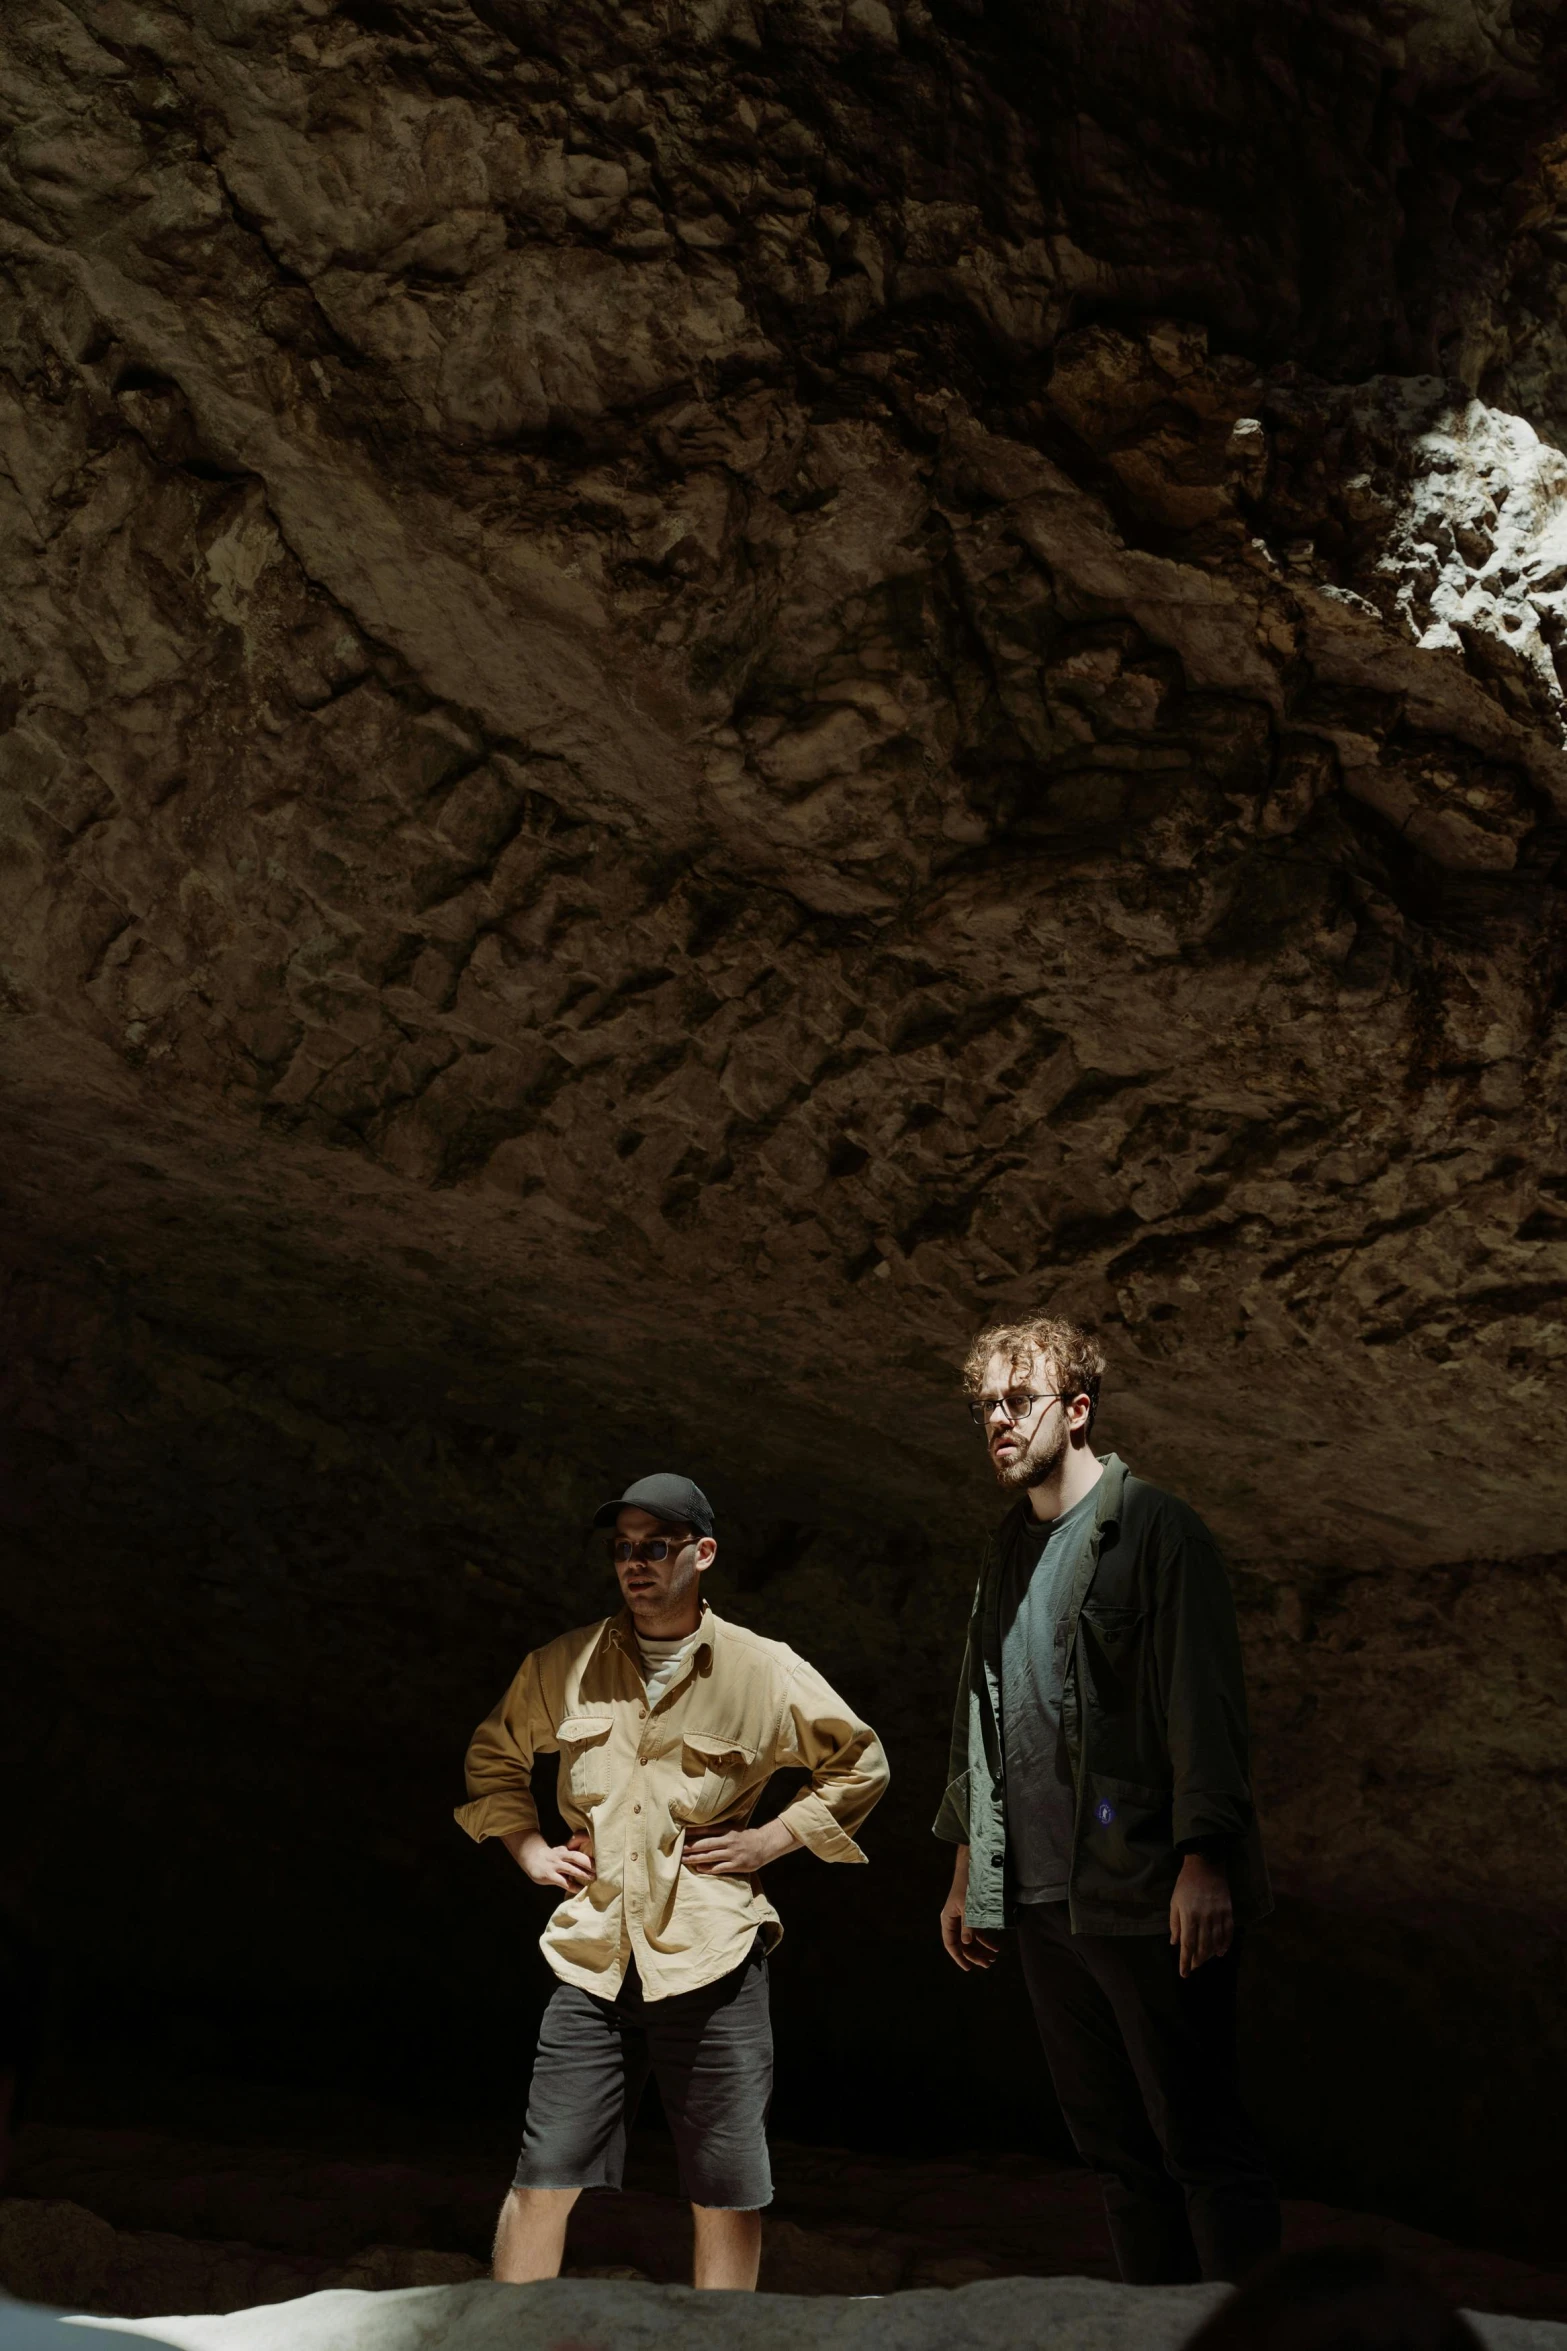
left=514, top=1935, right=773, bottom=2210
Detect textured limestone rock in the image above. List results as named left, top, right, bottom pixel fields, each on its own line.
left=62, top=2276, right=1567, bottom=2351
left=3, top=1, right=1566, bottom=1547
left=2, top=0, right=1567, bottom=2263
left=9, top=2135, right=1567, bottom=2320
left=0, top=2302, right=176, bottom=2351
left=0, top=2203, right=484, bottom=2323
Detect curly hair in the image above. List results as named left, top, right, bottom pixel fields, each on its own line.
left=962, top=1314, right=1106, bottom=1440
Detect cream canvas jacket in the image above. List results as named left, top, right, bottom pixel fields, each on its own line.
left=456, top=1604, right=890, bottom=2000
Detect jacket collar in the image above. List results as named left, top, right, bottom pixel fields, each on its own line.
left=1092, top=1452, right=1128, bottom=1535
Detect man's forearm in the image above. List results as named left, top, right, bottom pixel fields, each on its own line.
left=501, top=1828, right=547, bottom=1871
left=751, top=1817, right=800, bottom=1865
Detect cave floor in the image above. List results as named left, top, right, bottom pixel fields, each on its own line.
left=4, top=2107, right=1565, bottom=2320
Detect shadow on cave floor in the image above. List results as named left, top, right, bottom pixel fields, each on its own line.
left=3, top=2077, right=1565, bottom=2321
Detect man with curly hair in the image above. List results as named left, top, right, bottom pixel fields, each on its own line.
left=935, top=1313, right=1279, bottom=2284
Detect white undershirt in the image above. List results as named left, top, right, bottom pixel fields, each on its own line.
left=637, top=1624, right=704, bottom=1709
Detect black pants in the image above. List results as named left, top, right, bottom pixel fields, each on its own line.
left=1016, top=1903, right=1280, bottom=2285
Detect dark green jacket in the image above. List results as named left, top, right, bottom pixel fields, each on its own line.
left=933, top=1454, right=1271, bottom=1935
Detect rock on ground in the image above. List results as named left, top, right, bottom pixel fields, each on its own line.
left=53, top=2278, right=1567, bottom=2351
left=0, top=2203, right=485, bottom=2326
left=5, top=2133, right=1567, bottom=2323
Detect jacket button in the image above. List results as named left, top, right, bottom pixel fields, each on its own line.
left=990, top=1853, right=1003, bottom=1866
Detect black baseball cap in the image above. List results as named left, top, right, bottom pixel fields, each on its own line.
left=591, top=1474, right=714, bottom=1537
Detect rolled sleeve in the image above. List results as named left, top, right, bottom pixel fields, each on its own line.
left=932, top=1624, right=977, bottom=1843
left=932, top=1768, right=971, bottom=1845
left=776, top=1658, right=889, bottom=1863
left=778, top=1787, right=866, bottom=1862
left=453, top=1653, right=548, bottom=1846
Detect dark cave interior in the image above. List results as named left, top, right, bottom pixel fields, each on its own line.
left=3, top=0, right=1567, bottom=2312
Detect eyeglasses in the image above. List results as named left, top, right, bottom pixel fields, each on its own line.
left=967, top=1390, right=1063, bottom=1430
left=612, top=1534, right=696, bottom=1564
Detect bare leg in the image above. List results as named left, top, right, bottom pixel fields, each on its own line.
left=491, top=2185, right=581, bottom=2282
left=691, top=2204, right=762, bottom=2291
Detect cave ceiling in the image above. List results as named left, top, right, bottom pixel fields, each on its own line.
left=4, top=0, right=1567, bottom=1554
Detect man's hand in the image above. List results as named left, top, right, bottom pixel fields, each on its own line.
left=507, top=1829, right=596, bottom=1892
left=683, top=1819, right=798, bottom=1875
left=1170, top=1850, right=1232, bottom=1976
left=940, top=1845, right=1001, bottom=1972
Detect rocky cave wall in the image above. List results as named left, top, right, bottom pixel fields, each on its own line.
left=2, top=0, right=1566, bottom=2263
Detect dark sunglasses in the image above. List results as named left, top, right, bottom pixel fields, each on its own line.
left=611, top=1534, right=696, bottom=1564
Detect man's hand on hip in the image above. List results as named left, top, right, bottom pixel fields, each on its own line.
left=682, top=1819, right=799, bottom=1874
left=940, top=1844, right=1001, bottom=1972
left=1170, top=1850, right=1233, bottom=1975
left=506, top=1829, right=596, bottom=1891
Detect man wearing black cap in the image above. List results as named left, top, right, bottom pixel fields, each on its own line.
left=457, top=1473, right=889, bottom=2292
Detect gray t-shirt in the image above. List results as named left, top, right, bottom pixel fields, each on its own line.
left=997, top=1486, right=1099, bottom=1904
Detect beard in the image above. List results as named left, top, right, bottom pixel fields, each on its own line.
left=993, top=1419, right=1067, bottom=1491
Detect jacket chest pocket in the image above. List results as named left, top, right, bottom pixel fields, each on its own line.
left=1077, top=1605, right=1146, bottom=1691
left=675, top=1731, right=758, bottom=1825
left=1080, top=1602, right=1143, bottom=1644
left=557, top=1715, right=614, bottom=1805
